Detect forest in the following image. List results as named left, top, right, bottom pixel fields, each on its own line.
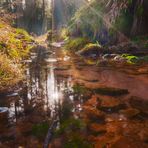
left=0, top=0, right=148, bottom=148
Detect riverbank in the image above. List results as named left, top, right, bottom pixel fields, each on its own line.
left=0, top=18, right=35, bottom=93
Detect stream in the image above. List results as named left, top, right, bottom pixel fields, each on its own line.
left=0, top=43, right=148, bottom=147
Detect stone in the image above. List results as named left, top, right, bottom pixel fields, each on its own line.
left=98, top=98, right=127, bottom=113
left=129, top=96, right=148, bottom=114
left=120, top=108, right=140, bottom=118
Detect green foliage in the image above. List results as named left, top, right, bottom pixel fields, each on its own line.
left=60, top=98, right=73, bottom=122
left=3, top=29, right=33, bottom=60
left=55, top=118, right=86, bottom=137
left=114, top=9, right=133, bottom=35
left=131, top=36, right=148, bottom=48
left=31, top=122, right=49, bottom=139
left=64, top=38, right=89, bottom=51
left=68, top=0, right=104, bottom=40
left=121, top=54, right=139, bottom=64
left=15, top=28, right=33, bottom=42
left=0, top=22, right=34, bottom=90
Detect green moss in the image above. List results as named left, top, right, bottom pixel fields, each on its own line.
left=4, top=29, right=33, bottom=60
left=81, top=42, right=101, bottom=52
left=64, top=38, right=89, bottom=51
left=93, top=87, right=129, bottom=96
left=0, top=22, right=34, bottom=91
left=0, top=54, right=22, bottom=90
left=15, top=28, right=33, bottom=41
left=121, top=54, right=139, bottom=64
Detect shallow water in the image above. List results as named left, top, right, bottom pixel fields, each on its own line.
left=0, top=45, right=148, bottom=147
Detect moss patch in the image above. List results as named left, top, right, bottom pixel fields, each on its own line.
left=0, top=19, right=34, bottom=91
left=64, top=38, right=89, bottom=51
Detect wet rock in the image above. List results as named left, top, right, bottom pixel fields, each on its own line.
left=120, top=108, right=140, bottom=118
left=88, top=123, right=106, bottom=136
left=7, top=92, right=19, bottom=97
left=81, top=78, right=99, bottom=83
left=54, top=66, right=71, bottom=71
left=93, top=87, right=129, bottom=96
left=129, top=96, right=148, bottom=114
left=113, top=55, right=126, bottom=62
left=98, top=98, right=127, bottom=113
left=105, top=114, right=127, bottom=122
left=77, top=44, right=104, bottom=57
left=110, top=136, right=147, bottom=148
left=102, top=54, right=118, bottom=60
left=138, top=129, right=148, bottom=143
left=83, top=106, right=105, bottom=123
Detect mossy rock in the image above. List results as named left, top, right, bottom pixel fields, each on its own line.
left=93, top=87, right=129, bottom=96
left=64, top=38, right=89, bottom=51
left=77, top=43, right=103, bottom=57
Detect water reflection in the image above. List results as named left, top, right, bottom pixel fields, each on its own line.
left=7, top=46, right=77, bottom=122
left=1, top=45, right=148, bottom=147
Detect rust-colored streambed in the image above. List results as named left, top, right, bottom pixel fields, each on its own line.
left=0, top=45, right=148, bottom=148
